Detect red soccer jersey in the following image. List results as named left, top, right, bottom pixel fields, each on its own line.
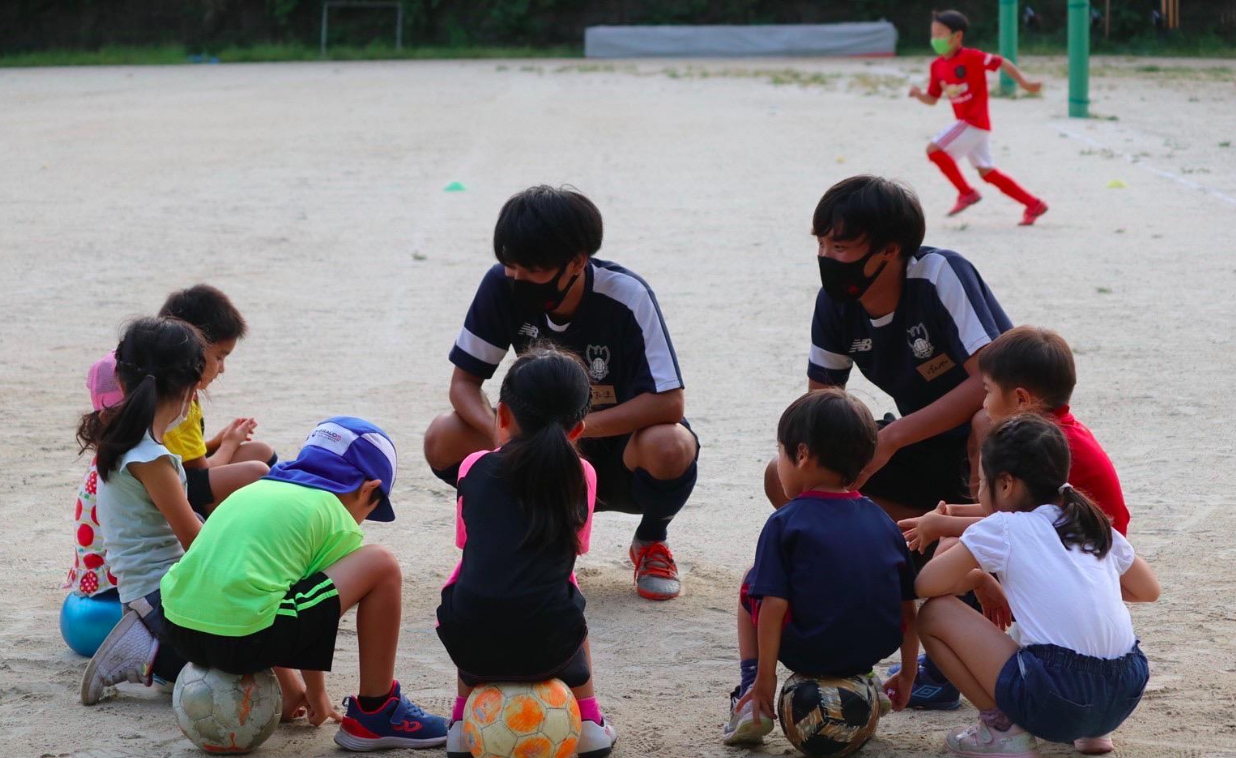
left=928, top=48, right=1004, bottom=131
left=1052, top=407, right=1130, bottom=535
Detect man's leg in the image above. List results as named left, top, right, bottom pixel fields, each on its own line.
left=622, top=422, right=698, bottom=601
left=424, top=411, right=492, bottom=486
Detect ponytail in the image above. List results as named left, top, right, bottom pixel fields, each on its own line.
left=982, top=413, right=1114, bottom=559
left=77, top=318, right=205, bottom=481
left=498, top=346, right=593, bottom=555
left=1055, top=483, right=1113, bottom=559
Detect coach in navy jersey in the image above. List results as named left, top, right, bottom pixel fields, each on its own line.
left=765, top=175, right=1012, bottom=525
left=424, top=185, right=699, bottom=601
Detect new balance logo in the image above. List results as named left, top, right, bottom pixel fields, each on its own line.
left=393, top=721, right=423, bottom=733
left=517, top=323, right=540, bottom=339
left=850, top=339, right=873, bottom=353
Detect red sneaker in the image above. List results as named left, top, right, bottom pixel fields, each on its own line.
left=629, top=540, right=681, bottom=600
left=1019, top=201, right=1049, bottom=226
left=947, top=191, right=982, bottom=216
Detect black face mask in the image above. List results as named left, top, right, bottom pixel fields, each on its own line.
left=508, top=265, right=580, bottom=315
left=818, top=247, right=890, bottom=302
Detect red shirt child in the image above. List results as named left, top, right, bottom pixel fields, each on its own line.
left=1052, top=406, right=1129, bottom=535
left=928, top=48, right=1004, bottom=131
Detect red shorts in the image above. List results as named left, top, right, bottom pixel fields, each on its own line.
left=740, top=567, right=792, bottom=628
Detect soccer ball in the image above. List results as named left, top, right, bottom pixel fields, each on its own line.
left=777, top=672, right=888, bottom=757
left=462, top=680, right=581, bottom=758
left=172, top=663, right=282, bottom=754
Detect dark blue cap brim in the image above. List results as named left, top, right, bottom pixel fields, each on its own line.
left=266, top=454, right=395, bottom=522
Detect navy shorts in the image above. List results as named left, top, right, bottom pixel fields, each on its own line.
left=166, top=573, right=342, bottom=674
left=995, top=643, right=1149, bottom=743
left=577, top=419, right=699, bottom=514
left=186, top=467, right=214, bottom=515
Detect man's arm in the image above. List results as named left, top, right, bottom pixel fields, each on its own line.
left=448, top=367, right=497, bottom=439
left=998, top=60, right=1042, bottom=93
left=582, top=389, right=684, bottom=439
left=857, top=352, right=985, bottom=487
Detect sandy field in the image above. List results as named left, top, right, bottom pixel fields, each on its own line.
left=1, top=54, right=1234, bottom=758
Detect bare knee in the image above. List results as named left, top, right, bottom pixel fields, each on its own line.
left=241, top=459, right=270, bottom=478
left=245, top=440, right=275, bottom=464
left=927, top=143, right=942, bottom=155
left=423, top=412, right=462, bottom=469
left=978, top=167, right=995, bottom=179
left=361, top=544, right=402, bottom=584
left=629, top=424, right=695, bottom=479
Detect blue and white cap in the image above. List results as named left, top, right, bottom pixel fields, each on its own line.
left=266, top=416, right=398, bottom=522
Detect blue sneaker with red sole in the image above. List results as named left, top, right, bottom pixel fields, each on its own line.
left=887, top=654, right=962, bottom=711
left=334, top=680, right=448, bottom=751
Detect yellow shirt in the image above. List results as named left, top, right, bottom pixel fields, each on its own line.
left=163, top=398, right=207, bottom=461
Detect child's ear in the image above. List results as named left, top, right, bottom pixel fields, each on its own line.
left=360, top=479, right=383, bottom=511
left=566, top=420, right=585, bottom=442
left=1013, top=387, right=1035, bottom=409
left=496, top=402, right=514, bottom=433
left=795, top=443, right=813, bottom=468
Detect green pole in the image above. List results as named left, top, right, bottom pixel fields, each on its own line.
left=1068, top=0, right=1090, bottom=117
left=998, top=0, right=1018, bottom=96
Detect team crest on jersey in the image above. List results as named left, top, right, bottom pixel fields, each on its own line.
left=517, top=323, right=540, bottom=339
left=907, top=323, right=935, bottom=360
left=954, top=64, right=967, bottom=79
left=586, top=345, right=611, bottom=381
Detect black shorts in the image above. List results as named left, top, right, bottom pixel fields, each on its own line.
left=576, top=419, right=699, bottom=514
left=166, top=573, right=341, bottom=674
left=186, top=467, right=214, bottom=515
left=860, top=417, right=972, bottom=514
left=436, top=584, right=590, bottom=688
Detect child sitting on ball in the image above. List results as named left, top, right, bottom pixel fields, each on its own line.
left=724, top=389, right=919, bottom=746
left=435, top=347, right=617, bottom=758
left=159, top=416, right=448, bottom=750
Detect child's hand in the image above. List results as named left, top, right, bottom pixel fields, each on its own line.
left=221, top=417, right=258, bottom=446
left=281, top=686, right=308, bottom=722
left=975, top=574, right=1013, bottom=630
left=909, top=85, right=924, bottom=98
left=306, top=688, right=342, bottom=727
left=736, top=672, right=778, bottom=727
left=898, top=502, right=948, bottom=553
left=1024, top=80, right=1043, bottom=94
left=885, top=668, right=916, bottom=711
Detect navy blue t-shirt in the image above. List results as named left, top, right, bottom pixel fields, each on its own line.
left=749, top=491, right=917, bottom=677
left=809, top=247, right=1011, bottom=439
left=450, top=260, right=684, bottom=412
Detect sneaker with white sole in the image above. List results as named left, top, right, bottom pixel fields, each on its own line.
left=80, top=610, right=157, bottom=705
left=722, top=686, right=774, bottom=746
left=445, top=720, right=470, bottom=758
left=578, top=718, right=617, bottom=758
left=630, top=540, right=681, bottom=600
left=945, top=721, right=1040, bottom=758
left=1074, top=735, right=1114, bottom=754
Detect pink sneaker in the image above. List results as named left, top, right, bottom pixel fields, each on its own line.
left=945, top=721, right=1040, bottom=757
left=1074, top=735, right=1114, bottom=754
left=948, top=191, right=982, bottom=216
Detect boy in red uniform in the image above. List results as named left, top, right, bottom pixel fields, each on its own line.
left=909, top=10, right=1049, bottom=226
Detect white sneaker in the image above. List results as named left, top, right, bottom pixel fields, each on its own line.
left=578, top=718, right=617, bottom=758
left=722, top=691, right=774, bottom=746
left=945, top=721, right=1040, bottom=757
left=80, top=610, right=157, bottom=705
left=445, top=720, right=470, bottom=758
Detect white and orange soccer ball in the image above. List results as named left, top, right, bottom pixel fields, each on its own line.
left=462, top=680, right=581, bottom=758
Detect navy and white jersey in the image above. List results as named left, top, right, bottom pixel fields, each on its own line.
left=450, top=259, right=684, bottom=410
left=809, top=247, right=1011, bottom=431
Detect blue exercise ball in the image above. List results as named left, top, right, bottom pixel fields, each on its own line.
left=61, top=590, right=124, bottom=657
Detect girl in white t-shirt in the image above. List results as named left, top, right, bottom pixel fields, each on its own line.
left=75, top=317, right=207, bottom=705
left=916, top=414, right=1159, bottom=758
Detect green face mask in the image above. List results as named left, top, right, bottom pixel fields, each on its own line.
left=931, top=36, right=953, bottom=55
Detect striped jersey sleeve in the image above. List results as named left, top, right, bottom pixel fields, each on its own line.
left=808, top=288, right=853, bottom=386
left=449, top=265, right=514, bottom=379
left=908, top=251, right=1011, bottom=363
left=592, top=264, right=684, bottom=395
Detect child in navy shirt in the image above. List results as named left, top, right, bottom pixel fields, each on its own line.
left=726, top=389, right=919, bottom=746
left=424, top=185, right=699, bottom=601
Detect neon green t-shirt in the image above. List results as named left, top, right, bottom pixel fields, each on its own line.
left=160, top=479, right=364, bottom=636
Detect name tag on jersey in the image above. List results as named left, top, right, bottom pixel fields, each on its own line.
left=591, top=385, right=617, bottom=407
left=917, top=354, right=956, bottom=381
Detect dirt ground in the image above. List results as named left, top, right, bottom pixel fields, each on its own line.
left=1, top=54, right=1234, bottom=758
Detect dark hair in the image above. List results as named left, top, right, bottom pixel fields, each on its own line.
left=498, top=345, right=593, bottom=553
left=158, top=284, right=247, bottom=344
left=776, top=388, right=878, bottom=486
left=933, top=9, right=970, bottom=34
left=979, top=326, right=1077, bottom=410
left=493, top=185, right=604, bottom=271
left=981, top=414, right=1113, bottom=558
left=77, top=317, right=205, bottom=480
left=812, top=175, right=926, bottom=261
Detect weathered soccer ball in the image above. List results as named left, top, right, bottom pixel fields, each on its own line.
left=463, top=680, right=581, bottom=758
left=172, top=663, right=282, bottom=754
left=777, top=672, right=886, bottom=757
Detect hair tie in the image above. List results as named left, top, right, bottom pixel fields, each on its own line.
left=1058, top=483, right=1073, bottom=494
